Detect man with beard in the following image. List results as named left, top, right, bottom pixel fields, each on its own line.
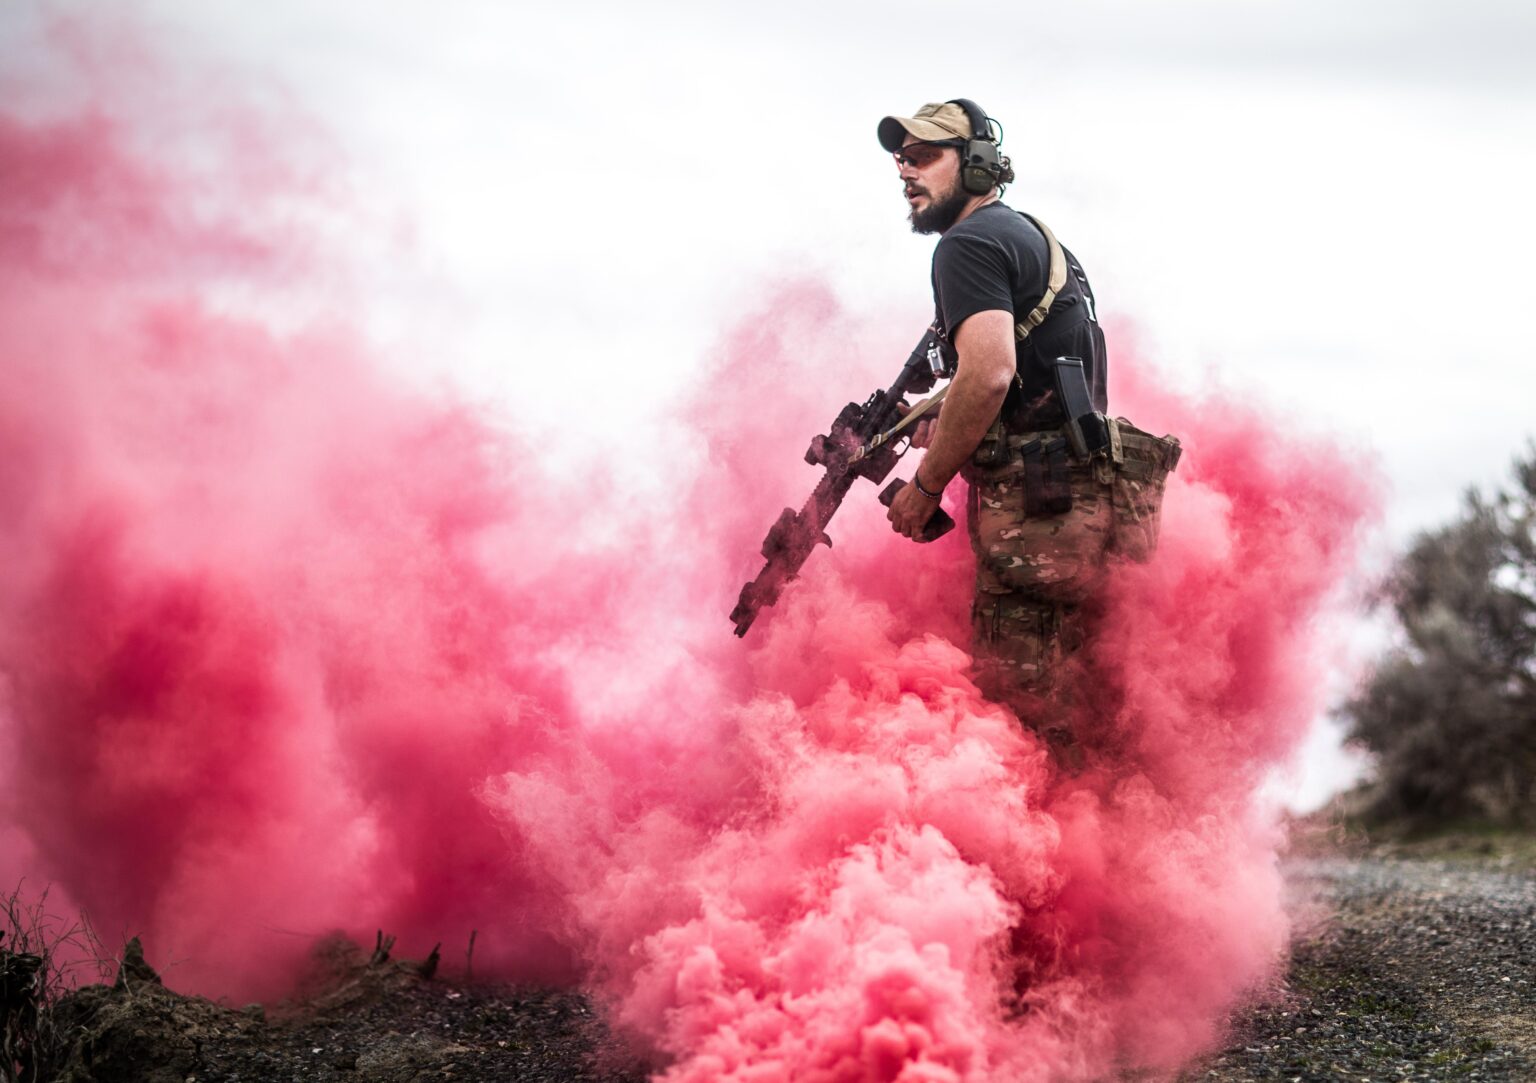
left=880, top=99, right=1171, bottom=741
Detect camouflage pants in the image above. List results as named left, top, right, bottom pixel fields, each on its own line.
left=966, top=424, right=1175, bottom=753
left=966, top=448, right=1113, bottom=717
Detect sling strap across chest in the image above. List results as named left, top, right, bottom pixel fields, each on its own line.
left=1015, top=213, right=1067, bottom=342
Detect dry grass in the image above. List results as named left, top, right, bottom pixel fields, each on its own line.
left=1, top=883, right=113, bottom=1083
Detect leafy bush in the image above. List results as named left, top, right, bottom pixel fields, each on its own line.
left=1346, top=446, right=1536, bottom=825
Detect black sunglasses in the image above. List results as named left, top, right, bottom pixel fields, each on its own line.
left=893, top=141, right=958, bottom=169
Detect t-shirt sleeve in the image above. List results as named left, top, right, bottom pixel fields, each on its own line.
left=933, top=233, right=1014, bottom=337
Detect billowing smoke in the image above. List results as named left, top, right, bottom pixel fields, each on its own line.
left=0, top=29, right=1377, bottom=1082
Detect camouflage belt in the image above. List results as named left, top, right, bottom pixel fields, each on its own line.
left=973, top=418, right=1181, bottom=483
left=967, top=430, right=1066, bottom=480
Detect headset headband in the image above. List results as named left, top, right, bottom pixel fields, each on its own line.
left=946, top=98, right=991, bottom=143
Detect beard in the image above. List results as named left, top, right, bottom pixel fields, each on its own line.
left=908, top=180, right=970, bottom=235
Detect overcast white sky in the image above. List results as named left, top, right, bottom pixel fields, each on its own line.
left=5, top=0, right=1534, bottom=807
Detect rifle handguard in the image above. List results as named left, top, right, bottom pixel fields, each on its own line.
left=879, top=479, right=955, bottom=543
left=729, top=328, right=948, bottom=637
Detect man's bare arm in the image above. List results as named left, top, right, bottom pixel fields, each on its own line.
left=886, top=309, right=1015, bottom=538
left=916, top=309, right=1015, bottom=488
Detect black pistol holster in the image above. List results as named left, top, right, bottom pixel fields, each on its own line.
left=1054, top=356, right=1109, bottom=466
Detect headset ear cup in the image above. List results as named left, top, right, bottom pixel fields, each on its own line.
left=944, top=101, right=1002, bottom=195
left=962, top=139, right=1001, bottom=195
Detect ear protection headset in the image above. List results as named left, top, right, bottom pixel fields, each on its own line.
left=946, top=98, right=1002, bottom=196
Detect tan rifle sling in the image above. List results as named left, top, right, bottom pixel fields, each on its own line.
left=1015, top=214, right=1067, bottom=342
left=967, top=212, right=1071, bottom=462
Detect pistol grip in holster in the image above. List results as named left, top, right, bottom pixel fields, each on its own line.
left=1063, top=412, right=1111, bottom=462
left=878, top=479, right=956, bottom=544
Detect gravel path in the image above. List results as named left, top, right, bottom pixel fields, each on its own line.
left=1188, top=853, right=1536, bottom=1081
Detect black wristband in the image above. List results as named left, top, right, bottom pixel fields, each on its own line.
left=913, top=473, right=944, bottom=500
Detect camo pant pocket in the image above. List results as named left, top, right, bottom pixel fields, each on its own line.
left=1108, top=468, right=1167, bottom=564
left=967, top=464, right=1113, bottom=604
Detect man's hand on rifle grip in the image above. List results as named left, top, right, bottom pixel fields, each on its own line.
left=886, top=475, right=941, bottom=540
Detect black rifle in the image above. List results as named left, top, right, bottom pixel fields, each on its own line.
left=730, top=329, right=956, bottom=637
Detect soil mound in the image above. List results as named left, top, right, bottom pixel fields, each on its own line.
left=34, top=934, right=644, bottom=1083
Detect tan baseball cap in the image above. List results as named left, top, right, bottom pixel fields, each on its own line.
left=877, top=102, right=973, bottom=152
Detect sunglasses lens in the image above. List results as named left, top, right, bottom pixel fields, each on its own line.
left=897, top=143, right=947, bottom=168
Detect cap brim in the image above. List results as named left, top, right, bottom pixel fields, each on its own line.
left=877, top=115, right=962, bottom=152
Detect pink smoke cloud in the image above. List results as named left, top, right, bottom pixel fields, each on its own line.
left=0, top=26, right=1378, bottom=1080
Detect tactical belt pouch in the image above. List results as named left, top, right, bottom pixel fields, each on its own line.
left=1104, top=417, right=1181, bottom=563
left=971, top=411, right=1012, bottom=468
left=967, top=430, right=1076, bottom=517
left=1112, top=423, right=1181, bottom=479
left=1022, top=437, right=1074, bottom=516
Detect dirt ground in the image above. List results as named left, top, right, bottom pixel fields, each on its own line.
left=1185, top=831, right=1536, bottom=1082
left=10, top=833, right=1535, bottom=1082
